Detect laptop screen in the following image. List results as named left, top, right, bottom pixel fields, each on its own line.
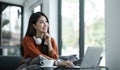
left=80, top=47, right=103, bottom=68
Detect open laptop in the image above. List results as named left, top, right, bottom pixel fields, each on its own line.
left=74, top=47, right=103, bottom=69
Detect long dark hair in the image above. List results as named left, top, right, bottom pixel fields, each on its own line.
left=20, top=12, right=49, bottom=56
left=26, top=12, right=49, bottom=37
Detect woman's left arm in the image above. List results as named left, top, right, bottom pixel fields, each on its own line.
left=48, top=38, right=58, bottom=59
left=44, top=33, right=58, bottom=59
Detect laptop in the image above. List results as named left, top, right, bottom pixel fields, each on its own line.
left=74, top=47, right=103, bottom=69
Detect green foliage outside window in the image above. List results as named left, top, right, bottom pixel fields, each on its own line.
left=85, top=18, right=105, bottom=47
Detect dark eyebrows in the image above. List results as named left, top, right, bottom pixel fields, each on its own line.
left=39, top=19, right=48, bottom=22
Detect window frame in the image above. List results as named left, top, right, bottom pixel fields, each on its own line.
left=58, top=0, right=85, bottom=58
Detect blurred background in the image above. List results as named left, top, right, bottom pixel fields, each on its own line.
left=0, top=0, right=120, bottom=70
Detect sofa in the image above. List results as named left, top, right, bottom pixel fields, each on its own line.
left=0, top=56, right=22, bottom=70
left=0, top=55, right=78, bottom=70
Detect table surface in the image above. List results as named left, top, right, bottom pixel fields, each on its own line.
left=39, top=66, right=108, bottom=70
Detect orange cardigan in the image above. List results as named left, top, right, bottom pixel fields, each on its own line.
left=22, top=36, right=58, bottom=59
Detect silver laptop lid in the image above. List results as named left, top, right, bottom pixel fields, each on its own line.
left=80, top=47, right=103, bottom=68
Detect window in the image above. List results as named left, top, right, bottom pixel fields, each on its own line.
left=59, top=0, right=105, bottom=65
left=33, top=5, right=42, bottom=13
left=84, top=0, right=105, bottom=65
left=0, top=2, right=23, bottom=56
left=61, top=0, right=79, bottom=58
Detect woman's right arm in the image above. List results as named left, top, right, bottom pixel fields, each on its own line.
left=22, top=36, right=74, bottom=67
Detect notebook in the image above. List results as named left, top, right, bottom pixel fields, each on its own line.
left=74, top=47, right=103, bottom=69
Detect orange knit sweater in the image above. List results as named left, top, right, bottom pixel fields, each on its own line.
left=22, top=36, right=58, bottom=59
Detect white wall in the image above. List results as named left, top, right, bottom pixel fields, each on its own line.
left=23, top=6, right=31, bottom=36
left=105, top=0, right=120, bottom=70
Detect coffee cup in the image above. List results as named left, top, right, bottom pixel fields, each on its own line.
left=40, top=59, right=54, bottom=67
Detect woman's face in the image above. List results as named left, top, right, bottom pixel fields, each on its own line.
left=33, top=16, right=49, bottom=33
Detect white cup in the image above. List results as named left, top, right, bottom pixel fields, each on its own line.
left=40, top=59, right=54, bottom=67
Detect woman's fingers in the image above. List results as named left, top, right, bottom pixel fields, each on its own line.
left=44, top=33, right=51, bottom=40
left=59, top=60, right=75, bottom=67
left=65, top=61, right=75, bottom=67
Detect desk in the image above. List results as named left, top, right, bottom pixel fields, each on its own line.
left=38, top=66, right=108, bottom=70
left=21, top=65, right=108, bottom=70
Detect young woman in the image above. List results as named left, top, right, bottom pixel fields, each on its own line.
left=20, top=12, right=74, bottom=68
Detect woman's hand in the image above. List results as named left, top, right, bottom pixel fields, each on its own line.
left=57, top=60, right=75, bottom=68
left=43, top=33, right=51, bottom=43
left=43, top=33, right=53, bottom=51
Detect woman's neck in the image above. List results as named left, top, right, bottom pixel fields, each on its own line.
left=35, top=32, right=44, bottom=39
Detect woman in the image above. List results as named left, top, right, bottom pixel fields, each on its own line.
left=20, top=12, right=74, bottom=68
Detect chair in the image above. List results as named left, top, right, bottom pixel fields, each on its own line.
left=0, top=55, right=22, bottom=70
